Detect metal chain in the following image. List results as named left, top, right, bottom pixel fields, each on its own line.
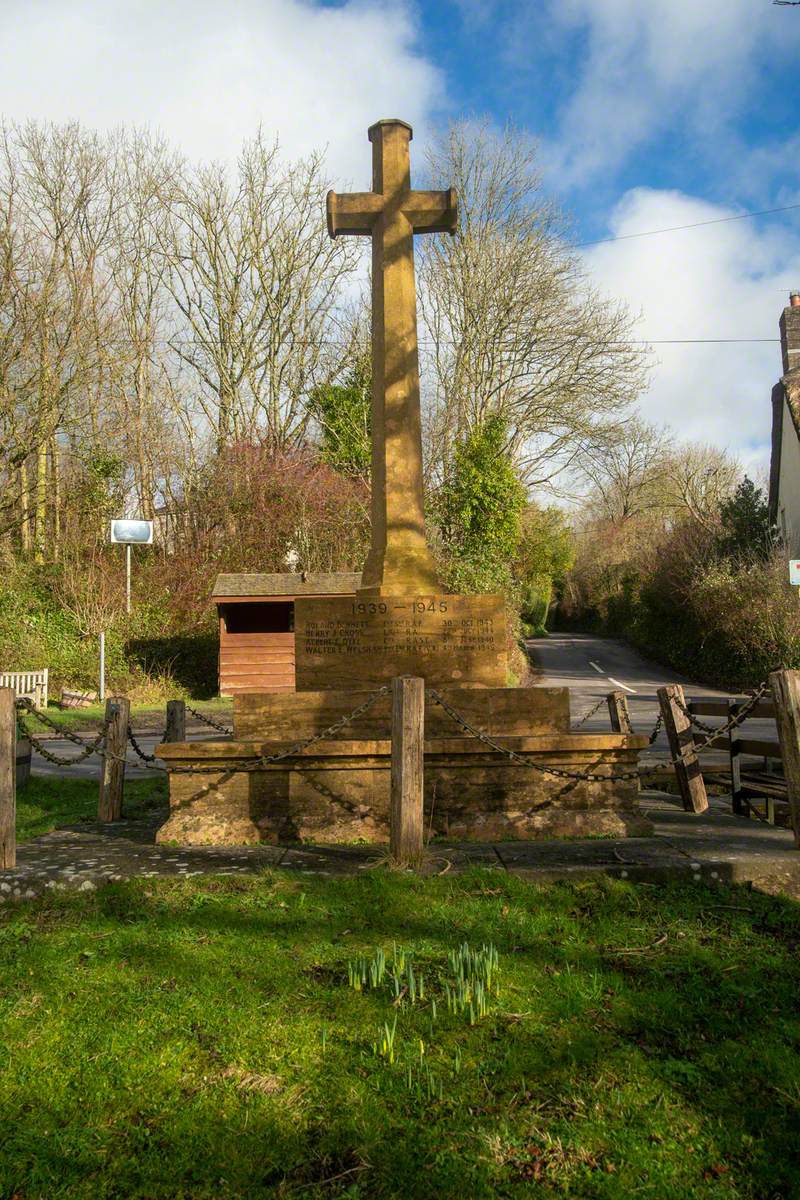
left=573, top=696, right=608, bottom=728
left=15, top=697, right=106, bottom=748
left=429, top=688, right=643, bottom=782
left=15, top=713, right=108, bottom=766
left=15, top=697, right=160, bottom=772
left=127, top=727, right=158, bottom=763
left=673, top=682, right=770, bottom=739
left=164, top=686, right=391, bottom=775
left=682, top=681, right=772, bottom=751
left=674, top=701, right=720, bottom=735
left=648, top=712, right=663, bottom=744
left=185, top=704, right=233, bottom=735
left=429, top=684, right=777, bottom=783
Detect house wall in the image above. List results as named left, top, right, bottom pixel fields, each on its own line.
left=777, top=396, right=800, bottom=557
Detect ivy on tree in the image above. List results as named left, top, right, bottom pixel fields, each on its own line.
left=437, top=416, right=526, bottom=593
left=309, top=359, right=371, bottom=479
left=716, top=477, right=775, bottom=561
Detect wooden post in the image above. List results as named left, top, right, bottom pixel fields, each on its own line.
left=768, top=670, right=800, bottom=847
left=607, top=691, right=631, bottom=734
left=0, top=687, right=16, bottom=869
left=98, top=697, right=130, bottom=823
left=390, top=676, right=425, bottom=865
left=727, top=700, right=745, bottom=816
left=657, top=684, right=708, bottom=813
left=164, top=699, right=186, bottom=743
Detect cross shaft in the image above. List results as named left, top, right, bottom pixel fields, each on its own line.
left=327, top=119, right=457, bottom=596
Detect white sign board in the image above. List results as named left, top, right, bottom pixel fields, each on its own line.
left=790, top=560, right=800, bottom=586
left=110, top=519, right=153, bottom=545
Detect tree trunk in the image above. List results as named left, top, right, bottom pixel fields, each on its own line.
left=33, top=440, right=48, bottom=564
left=50, top=437, right=60, bottom=559
left=18, top=461, right=30, bottom=554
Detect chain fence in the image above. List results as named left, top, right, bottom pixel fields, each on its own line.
left=185, top=705, right=233, bottom=736
left=573, top=695, right=652, bottom=741
left=674, top=681, right=771, bottom=750
left=430, top=676, right=775, bottom=785
left=15, top=698, right=151, bottom=773
left=11, top=675, right=777, bottom=789
left=572, top=696, right=608, bottom=729
left=165, top=686, right=391, bottom=774
left=127, top=727, right=161, bottom=764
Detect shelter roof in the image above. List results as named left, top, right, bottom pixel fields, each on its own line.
left=212, top=572, right=362, bottom=600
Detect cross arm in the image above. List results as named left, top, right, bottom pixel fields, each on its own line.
left=403, top=187, right=458, bottom=235
left=327, top=190, right=385, bottom=238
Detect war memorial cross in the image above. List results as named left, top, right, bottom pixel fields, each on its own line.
left=327, top=119, right=457, bottom=596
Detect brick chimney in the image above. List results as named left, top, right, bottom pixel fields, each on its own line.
left=781, top=292, right=800, bottom=374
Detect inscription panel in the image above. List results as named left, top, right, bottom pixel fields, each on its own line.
left=294, top=593, right=507, bottom=690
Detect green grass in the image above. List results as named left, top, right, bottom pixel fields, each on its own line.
left=16, top=775, right=167, bottom=843
left=1, top=870, right=799, bottom=1198
left=26, top=696, right=232, bottom=734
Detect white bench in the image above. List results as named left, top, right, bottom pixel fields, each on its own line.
left=0, top=669, right=49, bottom=709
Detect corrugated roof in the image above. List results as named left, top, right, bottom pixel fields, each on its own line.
left=212, top=572, right=362, bottom=598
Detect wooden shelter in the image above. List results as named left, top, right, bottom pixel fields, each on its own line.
left=212, top=572, right=361, bottom=696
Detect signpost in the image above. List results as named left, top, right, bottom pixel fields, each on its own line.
left=110, top=519, right=154, bottom=614
left=790, top=561, right=800, bottom=587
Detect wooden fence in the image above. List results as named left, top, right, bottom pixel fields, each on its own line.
left=659, top=671, right=800, bottom=846
left=0, top=684, right=430, bottom=871
left=0, top=692, right=191, bottom=870
left=0, top=669, right=48, bottom=709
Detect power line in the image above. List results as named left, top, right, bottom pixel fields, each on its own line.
left=613, top=338, right=779, bottom=345
left=577, top=202, right=800, bottom=248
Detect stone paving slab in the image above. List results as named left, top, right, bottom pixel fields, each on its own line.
left=1, top=792, right=799, bottom=902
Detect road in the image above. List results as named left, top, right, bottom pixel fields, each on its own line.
left=530, top=632, right=740, bottom=760
left=22, top=722, right=226, bottom=781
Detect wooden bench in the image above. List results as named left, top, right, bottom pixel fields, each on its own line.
left=688, top=696, right=789, bottom=824
left=0, top=669, right=48, bottom=710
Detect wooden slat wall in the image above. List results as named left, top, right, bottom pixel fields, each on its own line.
left=220, top=629, right=295, bottom=696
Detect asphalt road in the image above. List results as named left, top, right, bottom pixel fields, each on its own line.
left=529, top=632, right=765, bottom=761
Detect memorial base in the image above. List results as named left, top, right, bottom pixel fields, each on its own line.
left=156, top=687, right=652, bottom=847
left=294, top=593, right=508, bottom=689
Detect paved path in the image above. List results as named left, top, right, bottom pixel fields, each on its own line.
left=1, top=794, right=798, bottom=901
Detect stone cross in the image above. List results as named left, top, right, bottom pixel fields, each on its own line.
left=327, top=119, right=457, bottom=596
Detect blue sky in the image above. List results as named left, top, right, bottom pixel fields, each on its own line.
left=1, top=0, right=799, bottom=467
left=414, top=0, right=800, bottom=237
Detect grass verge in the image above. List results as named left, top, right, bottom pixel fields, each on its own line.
left=23, top=696, right=233, bottom=735
left=0, top=871, right=799, bottom=1198
left=16, top=775, right=167, bottom=844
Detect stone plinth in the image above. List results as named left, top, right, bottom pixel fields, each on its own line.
left=233, top=685, right=569, bottom=740
left=294, top=594, right=507, bottom=689
left=157, top=683, right=650, bottom=846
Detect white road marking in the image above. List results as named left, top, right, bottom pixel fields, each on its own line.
left=589, top=661, right=604, bottom=674
left=608, top=676, right=637, bottom=694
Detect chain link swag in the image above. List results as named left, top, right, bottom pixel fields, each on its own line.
left=11, top=677, right=775, bottom=786
left=185, top=705, right=233, bottom=736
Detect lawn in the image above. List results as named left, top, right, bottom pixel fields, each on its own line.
left=19, top=696, right=233, bottom=735
left=15, top=775, right=168, bottom=843
left=0, top=870, right=799, bottom=1198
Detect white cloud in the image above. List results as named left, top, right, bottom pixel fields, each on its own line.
left=0, top=0, right=442, bottom=186
left=541, top=0, right=800, bottom=188
left=584, top=188, right=800, bottom=468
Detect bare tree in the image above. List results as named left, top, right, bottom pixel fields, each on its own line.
left=157, top=134, right=359, bottom=452
left=418, top=121, right=649, bottom=487
left=661, top=442, right=740, bottom=529
left=574, top=420, right=674, bottom=522
left=106, top=129, right=184, bottom=517
left=0, top=121, right=119, bottom=558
